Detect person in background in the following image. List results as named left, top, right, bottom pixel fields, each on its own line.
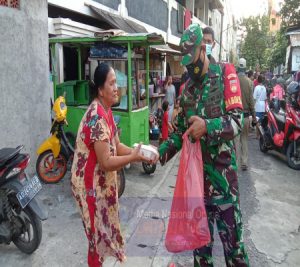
left=71, top=63, right=156, bottom=267
left=179, top=68, right=189, bottom=95
left=253, top=72, right=259, bottom=88
left=159, top=24, right=249, bottom=267
left=234, top=58, right=256, bottom=171
left=247, top=70, right=254, bottom=91
left=161, top=100, right=173, bottom=142
left=202, top=26, right=216, bottom=63
left=270, top=77, right=285, bottom=101
left=171, top=97, right=181, bottom=132
left=164, top=75, right=176, bottom=122
left=253, top=74, right=267, bottom=123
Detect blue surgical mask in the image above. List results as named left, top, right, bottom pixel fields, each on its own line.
left=205, top=44, right=212, bottom=56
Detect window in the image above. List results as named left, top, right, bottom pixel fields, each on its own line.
left=177, top=4, right=184, bottom=33
left=131, top=59, right=147, bottom=110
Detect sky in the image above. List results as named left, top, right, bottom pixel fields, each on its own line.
left=230, top=0, right=269, bottom=20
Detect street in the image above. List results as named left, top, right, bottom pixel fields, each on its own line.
left=0, top=130, right=299, bottom=267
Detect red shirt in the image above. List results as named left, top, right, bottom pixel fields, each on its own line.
left=253, top=79, right=259, bottom=88
left=162, top=111, right=169, bottom=140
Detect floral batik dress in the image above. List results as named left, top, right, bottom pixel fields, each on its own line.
left=71, top=100, right=125, bottom=267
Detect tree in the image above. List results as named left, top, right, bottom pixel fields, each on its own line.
left=266, top=30, right=288, bottom=70
left=280, top=0, right=300, bottom=29
left=240, top=15, right=271, bottom=71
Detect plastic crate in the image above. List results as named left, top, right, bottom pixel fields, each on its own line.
left=75, top=80, right=90, bottom=105
left=55, top=81, right=77, bottom=105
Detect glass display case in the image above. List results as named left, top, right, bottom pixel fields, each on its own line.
left=89, top=58, right=147, bottom=111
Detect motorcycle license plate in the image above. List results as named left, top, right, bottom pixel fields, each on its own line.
left=16, top=175, right=42, bottom=208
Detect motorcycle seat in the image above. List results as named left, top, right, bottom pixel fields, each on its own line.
left=0, top=146, right=23, bottom=168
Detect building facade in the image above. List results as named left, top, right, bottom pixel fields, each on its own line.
left=48, top=0, right=237, bottom=80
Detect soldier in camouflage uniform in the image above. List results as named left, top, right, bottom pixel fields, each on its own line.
left=159, top=24, right=249, bottom=266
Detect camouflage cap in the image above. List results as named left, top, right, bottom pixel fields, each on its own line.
left=180, top=23, right=203, bottom=66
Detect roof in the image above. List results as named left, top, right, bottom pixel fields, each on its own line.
left=89, top=5, right=147, bottom=34
left=49, top=31, right=165, bottom=47
left=150, top=44, right=181, bottom=55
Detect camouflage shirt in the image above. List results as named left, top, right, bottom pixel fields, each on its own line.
left=159, top=63, right=244, bottom=205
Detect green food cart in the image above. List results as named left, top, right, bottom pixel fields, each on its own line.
left=49, top=32, right=165, bottom=173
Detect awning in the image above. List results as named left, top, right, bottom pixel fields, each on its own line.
left=89, top=5, right=147, bottom=33
left=151, top=44, right=181, bottom=55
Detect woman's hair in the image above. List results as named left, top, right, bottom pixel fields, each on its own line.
left=90, top=63, right=112, bottom=99
left=258, top=74, right=264, bottom=84
left=162, top=100, right=169, bottom=111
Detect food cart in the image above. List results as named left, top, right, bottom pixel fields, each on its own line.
left=49, top=31, right=165, bottom=173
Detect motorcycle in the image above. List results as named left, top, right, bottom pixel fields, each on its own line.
left=36, top=96, right=126, bottom=197
left=0, top=145, right=47, bottom=253
left=258, top=81, right=300, bottom=170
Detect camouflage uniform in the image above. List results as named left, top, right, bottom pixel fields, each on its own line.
left=159, top=24, right=249, bottom=267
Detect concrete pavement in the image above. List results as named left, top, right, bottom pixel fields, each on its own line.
left=0, top=132, right=299, bottom=267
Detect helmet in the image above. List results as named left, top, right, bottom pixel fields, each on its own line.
left=287, top=81, right=299, bottom=95
left=287, top=81, right=300, bottom=108
left=238, top=58, right=246, bottom=69
left=276, top=77, right=285, bottom=86
left=180, top=24, right=203, bottom=66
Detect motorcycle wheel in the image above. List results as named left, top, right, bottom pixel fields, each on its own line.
left=142, top=162, right=156, bottom=174
left=117, top=168, right=125, bottom=198
left=12, top=204, right=42, bottom=254
left=286, top=142, right=300, bottom=170
left=259, top=136, right=268, bottom=153
left=36, top=150, right=67, bottom=183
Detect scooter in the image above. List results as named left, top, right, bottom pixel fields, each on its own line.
left=36, top=96, right=126, bottom=197
left=36, top=96, right=74, bottom=183
left=258, top=81, right=300, bottom=170
left=0, top=145, right=47, bottom=253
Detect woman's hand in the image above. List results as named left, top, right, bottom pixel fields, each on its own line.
left=130, top=144, right=152, bottom=164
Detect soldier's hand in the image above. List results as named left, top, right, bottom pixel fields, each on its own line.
left=185, top=116, right=207, bottom=140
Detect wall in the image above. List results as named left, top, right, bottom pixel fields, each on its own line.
left=0, top=0, right=51, bottom=173
left=127, top=0, right=168, bottom=32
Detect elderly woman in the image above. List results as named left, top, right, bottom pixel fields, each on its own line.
left=71, top=63, right=155, bottom=267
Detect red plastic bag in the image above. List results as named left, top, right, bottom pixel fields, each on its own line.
left=165, top=134, right=210, bottom=253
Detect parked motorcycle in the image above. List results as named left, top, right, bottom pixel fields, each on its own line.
left=0, top=145, right=47, bottom=253
left=258, top=81, right=300, bottom=170
left=36, top=96, right=126, bottom=197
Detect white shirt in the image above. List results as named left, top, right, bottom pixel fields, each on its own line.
left=253, top=84, right=267, bottom=112
left=164, top=84, right=176, bottom=106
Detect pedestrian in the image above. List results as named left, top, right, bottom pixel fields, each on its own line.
left=71, top=63, right=155, bottom=267
left=171, top=97, right=181, bottom=132
left=179, top=69, right=189, bottom=96
left=234, top=58, right=257, bottom=171
left=164, top=75, right=176, bottom=122
left=159, top=24, right=249, bottom=267
left=270, top=77, right=285, bottom=101
left=253, top=74, right=267, bottom=122
left=161, top=100, right=173, bottom=142
left=247, top=70, right=254, bottom=91
left=202, top=26, right=216, bottom=63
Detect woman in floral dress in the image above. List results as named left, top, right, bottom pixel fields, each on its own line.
left=71, top=63, right=155, bottom=267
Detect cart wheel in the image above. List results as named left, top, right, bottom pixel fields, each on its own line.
left=142, top=162, right=156, bottom=174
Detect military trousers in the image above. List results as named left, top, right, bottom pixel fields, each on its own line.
left=193, top=202, right=249, bottom=267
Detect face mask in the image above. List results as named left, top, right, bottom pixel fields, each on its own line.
left=205, top=44, right=212, bottom=56
left=186, top=57, right=205, bottom=82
